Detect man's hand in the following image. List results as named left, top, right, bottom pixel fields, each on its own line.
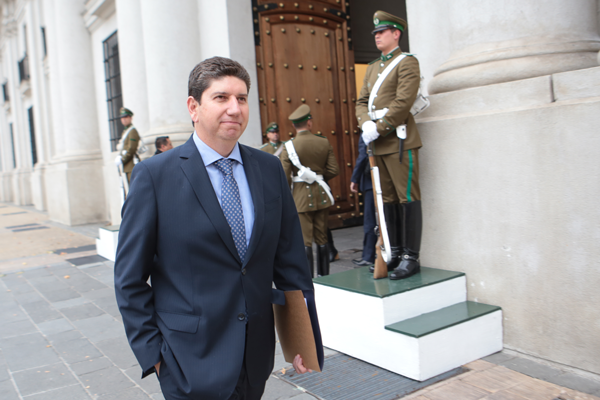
left=154, top=361, right=161, bottom=377
left=361, top=121, right=379, bottom=145
left=292, top=354, right=313, bottom=374
left=114, top=156, right=123, bottom=167
left=350, top=182, right=359, bottom=193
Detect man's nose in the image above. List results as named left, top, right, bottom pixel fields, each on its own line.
left=226, top=97, right=241, bottom=115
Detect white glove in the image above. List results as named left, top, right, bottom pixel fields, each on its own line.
left=361, top=121, right=379, bottom=145
left=114, top=156, right=123, bottom=167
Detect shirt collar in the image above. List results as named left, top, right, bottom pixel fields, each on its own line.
left=192, top=133, right=243, bottom=167
left=380, top=46, right=400, bottom=61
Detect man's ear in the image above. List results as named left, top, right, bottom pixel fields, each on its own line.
left=187, top=96, right=200, bottom=124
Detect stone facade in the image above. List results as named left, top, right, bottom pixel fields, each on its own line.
left=408, top=0, right=600, bottom=376
left=0, top=0, right=261, bottom=225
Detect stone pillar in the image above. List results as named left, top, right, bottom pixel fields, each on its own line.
left=25, top=0, right=50, bottom=211
left=139, top=0, right=201, bottom=147
left=426, top=0, right=600, bottom=94
left=115, top=0, right=149, bottom=137
left=44, top=0, right=106, bottom=225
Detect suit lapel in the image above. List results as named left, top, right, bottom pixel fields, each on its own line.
left=240, top=145, right=264, bottom=267
left=179, top=137, right=241, bottom=263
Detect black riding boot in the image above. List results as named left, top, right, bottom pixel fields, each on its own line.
left=327, top=229, right=339, bottom=262
left=317, top=244, right=330, bottom=276
left=370, top=203, right=402, bottom=273
left=390, top=201, right=422, bottom=280
left=305, top=246, right=314, bottom=278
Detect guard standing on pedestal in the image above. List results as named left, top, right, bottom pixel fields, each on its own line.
left=259, top=122, right=283, bottom=157
left=114, top=107, right=141, bottom=184
left=356, top=11, right=423, bottom=280
left=280, top=105, right=339, bottom=277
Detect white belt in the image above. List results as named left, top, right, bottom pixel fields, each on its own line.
left=292, top=175, right=335, bottom=205
left=368, top=108, right=389, bottom=120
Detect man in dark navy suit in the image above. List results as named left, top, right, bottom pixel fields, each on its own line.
left=350, top=137, right=377, bottom=267
left=115, top=57, right=318, bottom=400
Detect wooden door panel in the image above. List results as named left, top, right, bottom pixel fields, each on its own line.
left=254, top=0, right=360, bottom=228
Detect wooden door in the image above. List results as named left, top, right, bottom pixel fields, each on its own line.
left=252, top=0, right=360, bottom=228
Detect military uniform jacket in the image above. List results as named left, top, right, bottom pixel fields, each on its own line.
left=118, top=125, right=140, bottom=173
left=355, top=49, right=423, bottom=156
left=259, top=141, right=282, bottom=156
left=280, top=131, right=339, bottom=213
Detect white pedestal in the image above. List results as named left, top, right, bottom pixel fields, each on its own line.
left=96, top=225, right=120, bottom=262
left=314, top=267, right=503, bottom=381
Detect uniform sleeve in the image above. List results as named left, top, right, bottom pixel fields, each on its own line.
left=324, top=143, right=339, bottom=182
left=122, top=129, right=140, bottom=165
left=355, top=66, right=373, bottom=128
left=376, top=57, right=420, bottom=135
left=279, top=146, right=293, bottom=187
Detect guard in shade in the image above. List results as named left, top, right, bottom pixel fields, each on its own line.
left=280, top=104, right=339, bottom=277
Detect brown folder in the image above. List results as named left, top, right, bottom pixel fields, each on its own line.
left=273, top=290, right=321, bottom=372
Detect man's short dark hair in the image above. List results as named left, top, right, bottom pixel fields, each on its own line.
left=155, top=136, right=169, bottom=149
left=293, top=120, right=309, bottom=130
left=188, top=57, right=251, bottom=104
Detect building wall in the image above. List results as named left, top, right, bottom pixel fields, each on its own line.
left=408, top=0, right=600, bottom=375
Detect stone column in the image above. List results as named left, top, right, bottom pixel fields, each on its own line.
left=43, top=0, right=106, bottom=225
left=139, top=0, right=201, bottom=147
left=426, top=0, right=600, bottom=94
left=115, top=0, right=149, bottom=137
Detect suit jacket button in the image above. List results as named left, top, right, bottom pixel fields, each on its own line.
left=238, top=313, right=246, bottom=321
left=241, top=268, right=247, bottom=275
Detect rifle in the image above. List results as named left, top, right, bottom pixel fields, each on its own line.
left=368, top=143, right=392, bottom=279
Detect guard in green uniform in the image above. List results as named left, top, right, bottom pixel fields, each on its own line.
left=355, top=11, right=423, bottom=280
left=114, top=107, right=141, bottom=184
left=259, top=122, right=283, bottom=157
left=280, top=105, right=339, bottom=277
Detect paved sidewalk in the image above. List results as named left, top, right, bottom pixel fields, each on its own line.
left=1, top=202, right=600, bottom=399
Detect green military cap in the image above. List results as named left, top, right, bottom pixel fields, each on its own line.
left=372, top=10, right=407, bottom=34
left=265, top=122, right=279, bottom=133
left=120, top=107, right=134, bottom=117
left=288, top=104, right=312, bottom=123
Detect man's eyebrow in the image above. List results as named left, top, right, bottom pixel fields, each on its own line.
left=211, top=91, right=248, bottom=96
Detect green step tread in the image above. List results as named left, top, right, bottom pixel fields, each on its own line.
left=313, top=267, right=465, bottom=298
left=100, top=224, right=121, bottom=232
left=385, top=301, right=502, bottom=338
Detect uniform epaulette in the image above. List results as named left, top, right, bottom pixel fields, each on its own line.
left=402, top=52, right=415, bottom=57
left=259, top=143, right=268, bottom=149
left=368, top=58, right=379, bottom=65
left=315, top=134, right=326, bottom=139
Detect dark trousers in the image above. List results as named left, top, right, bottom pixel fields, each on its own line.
left=362, top=189, right=376, bottom=263
left=158, top=336, right=266, bottom=400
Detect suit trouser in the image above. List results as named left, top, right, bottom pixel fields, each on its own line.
left=157, top=333, right=266, bottom=400
left=298, top=209, right=329, bottom=246
left=375, top=149, right=420, bottom=203
left=362, top=189, right=377, bottom=263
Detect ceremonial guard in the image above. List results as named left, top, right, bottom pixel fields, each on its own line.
left=356, top=11, right=423, bottom=280
left=281, top=105, right=339, bottom=277
left=259, top=122, right=283, bottom=157
left=114, top=107, right=141, bottom=184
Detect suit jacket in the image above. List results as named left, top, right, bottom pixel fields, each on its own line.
left=350, top=137, right=373, bottom=193
left=114, top=135, right=317, bottom=399
left=280, top=130, right=339, bottom=213
left=355, top=49, right=423, bottom=155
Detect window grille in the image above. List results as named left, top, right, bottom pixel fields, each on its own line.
left=28, top=107, right=37, bottom=166
left=103, top=31, right=123, bottom=152
left=18, top=55, right=30, bottom=83
left=2, top=83, right=9, bottom=102
left=9, top=123, right=16, bottom=168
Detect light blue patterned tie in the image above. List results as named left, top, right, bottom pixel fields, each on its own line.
left=215, top=158, right=247, bottom=262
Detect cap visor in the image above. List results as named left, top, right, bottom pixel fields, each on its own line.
left=371, top=26, right=390, bottom=35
